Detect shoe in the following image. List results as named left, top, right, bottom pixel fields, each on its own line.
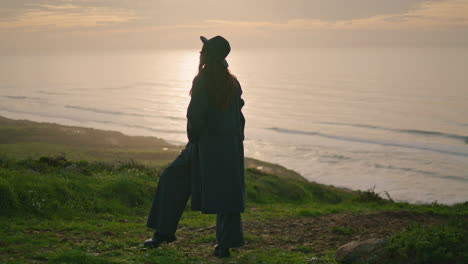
left=143, top=232, right=176, bottom=248
left=214, top=244, right=230, bottom=258
left=143, top=238, right=160, bottom=248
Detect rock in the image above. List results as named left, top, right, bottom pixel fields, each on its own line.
left=335, top=238, right=388, bottom=264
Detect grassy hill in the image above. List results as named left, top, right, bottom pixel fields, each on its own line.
left=0, top=116, right=467, bottom=264
left=0, top=116, right=304, bottom=181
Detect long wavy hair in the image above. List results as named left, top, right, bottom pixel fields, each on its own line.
left=190, top=47, right=238, bottom=109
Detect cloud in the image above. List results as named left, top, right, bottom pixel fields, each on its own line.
left=201, top=0, right=468, bottom=31
left=2, top=0, right=466, bottom=33
left=1, top=0, right=466, bottom=50
left=0, top=3, right=138, bottom=31
left=335, top=0, right=468, bottom=30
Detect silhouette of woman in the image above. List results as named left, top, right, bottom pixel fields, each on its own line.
left=144, top=35, right=246, bottom=258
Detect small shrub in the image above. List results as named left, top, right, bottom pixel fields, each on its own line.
left=84, top=161, right=114, bottom=172
left=384, top=219, right=468, bottom=264
left=353, top=186, right=386, bottom=203
left=116, top=159, right=147, bottom=172
left=39, top=155, right=70, bottom=167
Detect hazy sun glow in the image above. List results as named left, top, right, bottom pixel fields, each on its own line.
left=177, top=50, right=200, bottom=86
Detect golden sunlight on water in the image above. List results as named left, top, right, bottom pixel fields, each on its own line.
left=177, top=50, right=199, bottom=84
left=174, top=50, right=199, bottom=113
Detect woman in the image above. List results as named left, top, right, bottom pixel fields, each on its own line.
left=144, top=35, right=246, bottom=258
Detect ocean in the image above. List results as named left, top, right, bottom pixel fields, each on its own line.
left=1, top=47, right=467, bottom=204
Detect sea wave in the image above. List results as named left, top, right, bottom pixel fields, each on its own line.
left=65, top=105, right=185, bottom=121
left=319, top=121, right=468, bottom=144
left=37, top=90, right=68, bottom=95
left=374, top=163, right=468, bottom=183
left=2, top=95, right=43, bottom=101
left=93, top=120, right=184, bottom=134
left=268, top=127, right=468, bottom=157
left=102, top=81, right=178, bottom=90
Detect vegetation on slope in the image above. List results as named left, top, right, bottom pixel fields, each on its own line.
left=1, top=155, right=467, bottom=263
left=1, top=116, right=467, bottom=263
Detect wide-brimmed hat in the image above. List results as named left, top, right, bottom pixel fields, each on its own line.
left=200, top=35, right=230, bottom=68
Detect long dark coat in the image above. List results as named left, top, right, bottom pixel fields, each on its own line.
left=186, top=73, right=245, bottom=214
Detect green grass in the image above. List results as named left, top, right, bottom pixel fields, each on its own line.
left=1, top=116, right=467, bottom=263
left=0, top=157, right=352, bottom=219
left=0, top=157, right=161, bottom=217
left=4, top=156, right=464, bottom=221
left=383, top=219, right=468, bottom=264
left=235, top=249, right=337, bottom=264
left=1, top=156, right=467, bottom=263
left=49, top=249, right=118, bottom=264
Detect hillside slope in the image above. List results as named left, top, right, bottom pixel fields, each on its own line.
left=0, top=116, right=466, bottom=263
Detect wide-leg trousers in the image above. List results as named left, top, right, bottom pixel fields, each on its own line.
left=146, top=143, right=244, bottom=248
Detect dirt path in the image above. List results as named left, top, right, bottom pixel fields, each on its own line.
left=172, top=211, right=449, bottom=257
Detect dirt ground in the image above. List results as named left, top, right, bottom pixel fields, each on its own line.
left=172, top=211, right=450, bottom=257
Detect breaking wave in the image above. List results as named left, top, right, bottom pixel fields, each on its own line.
left=65, top=105, right=185, bottom=121
left=2, top=95, right=43, bottom=101
left=374, top=164, right=468, bottom=183
left=268, top=127, right=468, bottom=157
left=319, top=121, right=468, bottom=144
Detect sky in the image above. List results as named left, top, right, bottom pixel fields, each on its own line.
left=1, top=0, right=468, bottom=53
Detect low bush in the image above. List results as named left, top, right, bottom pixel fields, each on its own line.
left=383, top=219, right=468, bottom=264
left=353, top=186, right=391, bottom=203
